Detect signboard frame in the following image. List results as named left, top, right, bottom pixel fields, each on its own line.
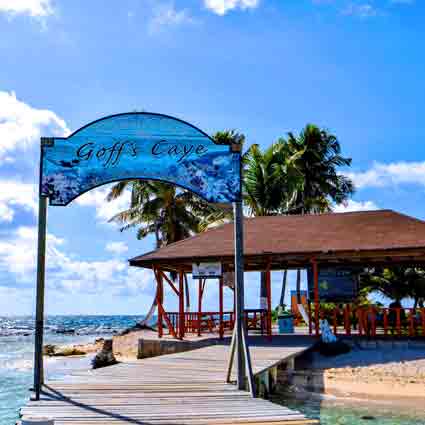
left=192, top=262, right=223, bottom=279
left=40, top=112, right=242, bottom=206
left=308, top=265, right=360, bottom=303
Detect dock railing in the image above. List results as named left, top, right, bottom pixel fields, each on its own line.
left=166, top=309, right=268, bottom=338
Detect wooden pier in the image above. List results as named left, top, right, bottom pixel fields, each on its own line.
left=21, top=338, right=317, bottom=424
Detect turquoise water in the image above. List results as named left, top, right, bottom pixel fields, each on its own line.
left=2, top=316, right=425, bottom=425
left=273, top=394, right=425, bottom=425
left=0, top=315, right=145, bottom=425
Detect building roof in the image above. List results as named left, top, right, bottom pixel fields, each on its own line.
left=129, top=210, right=425, bottom=272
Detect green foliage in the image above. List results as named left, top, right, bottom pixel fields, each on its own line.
left=272, top=304, right=291, bottom=322
left=107, top=180, right=218, bottom=248
left=360, top=266, right=425, bottom=307
left=243, top=124, right=354, bottom=217
left=243, top=142, right=302, bottom=216
left=283, top=124, right=355, bottom=214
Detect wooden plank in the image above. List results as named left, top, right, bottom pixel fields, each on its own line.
left=21, top=340, right=317, bottom=425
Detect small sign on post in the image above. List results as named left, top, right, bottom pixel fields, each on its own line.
left=192, top=262, right=222, bottom=279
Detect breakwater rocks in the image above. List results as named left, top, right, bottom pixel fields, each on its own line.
left=43, top=338, right=105, bottom=357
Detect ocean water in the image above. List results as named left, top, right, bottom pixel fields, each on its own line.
left=274, top=393, right=425, bottom=425
left=2, top=316, right=425, bottom=425
left=0, top=315, right=145, bottom=425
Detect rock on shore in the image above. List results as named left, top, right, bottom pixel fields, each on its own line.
left=92, top=339, right=118, bottom=369
left=43, top=338, right=105, bottom=357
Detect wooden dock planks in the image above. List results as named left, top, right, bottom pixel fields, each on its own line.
left=20, top=341, right=317, bottom=424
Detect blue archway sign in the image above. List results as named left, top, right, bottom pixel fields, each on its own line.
left=40, top=112, right=241, bottom=205
left=33, top=112, right=252, bottom=402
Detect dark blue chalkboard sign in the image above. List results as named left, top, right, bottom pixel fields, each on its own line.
left=308, top=266, right=359, bottom=302
left=40, top=112, right=241, bottom=205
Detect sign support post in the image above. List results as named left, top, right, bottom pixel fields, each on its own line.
left=33, top=194, right=48, bottom=401
left=229, top=201, right=255, bottom=396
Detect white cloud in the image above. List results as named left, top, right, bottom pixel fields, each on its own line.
left=0, top=225, right=152, bottom=296
left=0, top=180, right=37, bottom=222
left=149, top=2, right=194, bottom=33
left=0, top=0, right=54, bottom=17
left=348, top=161, right=425, bottom=189
left=0, top=91, right=69, bottom=162
left=204, top=0, right=259, bottom=15
left=0, top=226, right=64, bottom=279
left=76, top=186, right=131, bottom=224
left=333, top=199, right=379, bottom=213
left=106, top=241, right=129, bottom=255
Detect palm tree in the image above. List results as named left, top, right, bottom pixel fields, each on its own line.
left=243, top=142, right=301, bottom=216
left=106, top=130, right=244, bottom=324
left=361, top=267, right=425, bottom=308
left=107, top=180, right=213, bottom=247
left=281, top=124, right=355, bottom=310
left=285, top=124, right=354, bottom=214
left=243, top=142, right=302, bottom=309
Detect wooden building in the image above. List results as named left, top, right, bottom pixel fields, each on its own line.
left=130, top=210, right=425, bottom=339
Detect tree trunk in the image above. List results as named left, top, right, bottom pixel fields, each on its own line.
left=296, top=269, right=302, bottom=304
left=279, top=270, right=287, bottom=306
left=184, top=274, right=190, bottom=309
left=260, top=271, right=268, bottom=310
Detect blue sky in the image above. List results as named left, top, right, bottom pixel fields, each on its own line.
left=0, top=0, right=424, bottom=316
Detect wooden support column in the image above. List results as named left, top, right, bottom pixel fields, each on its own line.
left=156, top=268, right=164, bottom=338
left=198, top=279, right=202, bottom=336
left=179, top=269, right=185, bottom=340
left=308, top=300, right=313, bottom=335
left=33, top=195, right=48, bottom=401
left=312, top=260, right=320, bottom=336
left=219, top=277, right=224, bottom=339
left=266, top=262, right=272, bottom=339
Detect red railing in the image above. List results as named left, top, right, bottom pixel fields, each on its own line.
left=165, top=309, right=268, bottom=337
left=316, top=306, right=425, bottom=337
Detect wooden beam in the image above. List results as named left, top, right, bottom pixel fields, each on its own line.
left=157, top=303, right=177, bottom=338
left=179, top=269, right=185, bottom=340
left=266, top=262, right=272, bottom=339
left=312, top=260, right=320, bottom=337
left=154, top=268, right=164, bottom=338
left=219, top=277, right=224, bottom=339
left=198, top=279, right=202, bottom=337
left=160, top=270, right=179, bottom=296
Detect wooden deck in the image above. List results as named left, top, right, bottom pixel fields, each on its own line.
left=21, top=338, right=317, bottom=425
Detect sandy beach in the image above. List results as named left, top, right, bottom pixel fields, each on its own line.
left=293, top=344, right=425, bottom=402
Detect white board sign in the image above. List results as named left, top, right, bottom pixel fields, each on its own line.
left=192, top=262, right=222, bottom=279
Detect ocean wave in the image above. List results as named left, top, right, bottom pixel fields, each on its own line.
left=0, top=358, right=33, bottom=371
